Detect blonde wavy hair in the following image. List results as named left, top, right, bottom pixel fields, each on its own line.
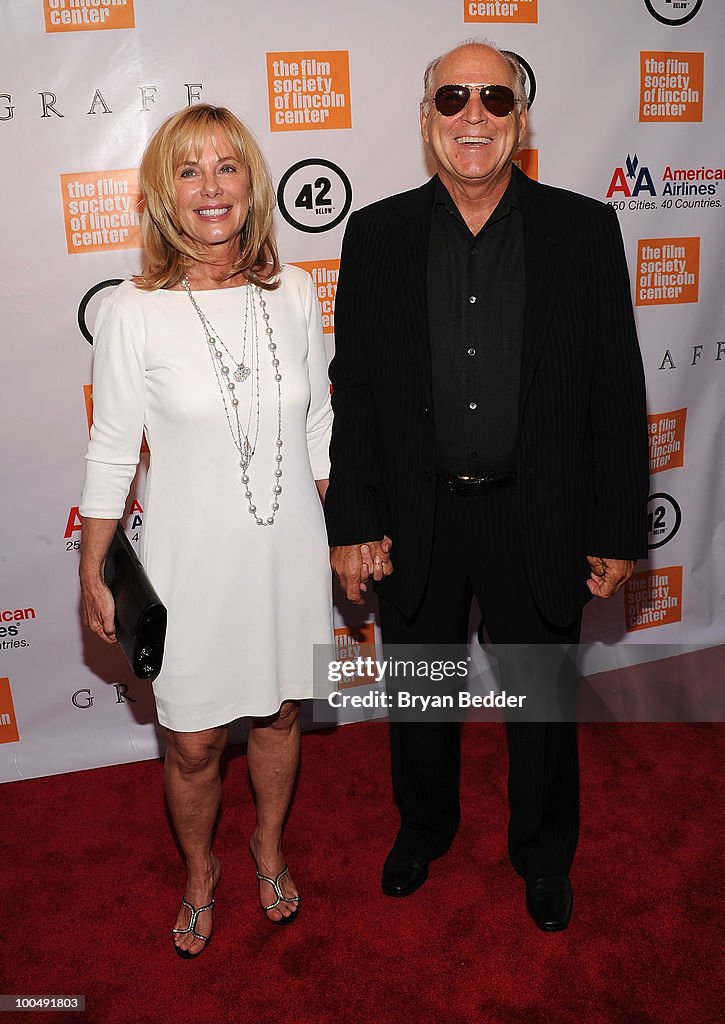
left=136, top=104, right=280, bottom=291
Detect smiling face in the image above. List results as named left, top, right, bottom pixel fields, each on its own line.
left=420, top=44, right=528, bottom=199
left=173, top=132, right=251, bottom=256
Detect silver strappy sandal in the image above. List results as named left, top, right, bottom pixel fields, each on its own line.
left=172, top=897, right=214, bottom=958
left=256, top=864, right=300, bottom=926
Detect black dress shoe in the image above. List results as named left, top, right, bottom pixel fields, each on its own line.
left=525, top=876, right=573, bottom=931
left=381, top=849, right=429, bottom=897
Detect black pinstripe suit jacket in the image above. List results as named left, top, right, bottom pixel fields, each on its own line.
left=325, top=167, right=649, bottom=625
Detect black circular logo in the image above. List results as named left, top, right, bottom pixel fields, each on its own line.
left=644, top=0, right=703, bottom=26
left=277, top=159, right=352, bottom=234
left=78, top=279, right=122, bottom=344
left=507, top=51, right=536, bottom=109
left=647, top=492, right=682, bottom=549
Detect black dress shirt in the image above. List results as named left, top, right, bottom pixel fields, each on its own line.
left=427, top=173, right=525, bottom=475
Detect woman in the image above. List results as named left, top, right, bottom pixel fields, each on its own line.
left=79, top=105, right=333, bottom=956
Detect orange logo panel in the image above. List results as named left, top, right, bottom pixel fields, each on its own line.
left=648, top=408, right=686, bottom=474
left=465, top=0, right=537, bottom=23
left=640, top=52, right=704, bottom=123
left=83, top=383, right=93, bottom=433
left=0, top=679, right=20, bottom=744
left=291, top=260, right=339, bottom=335
left=84, top=384, right=149, bottom=453
left=44, top=0, right=135, bottom=33
left=625, top=566, right=683, bottom=632
left=334, top=622, right=377, bottom=689
left=267, top=51, right=352, bottom=131
left=61, top=169, right=142, bottom=254
left=513, top=149, right=538, bottom=180
left=636, top=237, right=699, bottom=306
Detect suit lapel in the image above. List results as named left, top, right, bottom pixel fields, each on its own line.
left=391, top=179, right=436, bottom=404
left=517, top=168, right=564, bottom=410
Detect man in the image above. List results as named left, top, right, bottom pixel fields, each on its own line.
left=325, top=40, right=648, bottom=931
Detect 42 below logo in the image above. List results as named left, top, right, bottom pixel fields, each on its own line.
left=644, top=0, right=702, bottom=27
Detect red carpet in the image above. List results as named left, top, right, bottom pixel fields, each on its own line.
left=3, top=722, right=723, bottom=1024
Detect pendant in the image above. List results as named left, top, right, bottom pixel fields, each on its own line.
left=234, top=363, right=251, bottom=383
left=240, top=437, right=253, bottom=470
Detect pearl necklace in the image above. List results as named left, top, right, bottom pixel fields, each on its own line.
left=181, top=275, right=283, bottom=526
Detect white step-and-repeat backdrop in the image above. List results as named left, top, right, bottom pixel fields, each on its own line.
left=1, top=0, right=723, bottom=780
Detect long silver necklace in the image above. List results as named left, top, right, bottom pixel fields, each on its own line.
left=181, top=275, right=283, bottom=526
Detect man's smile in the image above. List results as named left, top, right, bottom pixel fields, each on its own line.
left=455, top=136, right=492, bottom=145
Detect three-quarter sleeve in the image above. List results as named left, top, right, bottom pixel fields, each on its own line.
left=302, top=271, right=333, bottom=480
left=79, top=287, right=146, bottom=518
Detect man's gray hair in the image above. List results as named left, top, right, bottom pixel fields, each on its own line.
left=421, top=38, right=528, bottom=111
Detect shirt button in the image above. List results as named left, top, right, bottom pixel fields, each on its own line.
left=471, top=247, right=479, bottom=255
left=469, top=295, right=477, bottom=304
left=469, top=402, right=477, bottom=410
left=471, top=451, right=478, bottom=459
left=467, top=348, right=476, bottom=356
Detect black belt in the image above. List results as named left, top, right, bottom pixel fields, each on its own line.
left=438, top=470, right=517, bottom=496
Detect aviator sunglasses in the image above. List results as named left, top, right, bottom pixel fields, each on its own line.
left=434, top=83, right=517, bottom=118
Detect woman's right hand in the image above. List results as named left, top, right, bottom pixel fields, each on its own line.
left=79, top=516, right=120, bottom=643
left=80, top=575, right=117, bottom=644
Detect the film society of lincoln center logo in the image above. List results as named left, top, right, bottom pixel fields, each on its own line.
left=648, top=493, right=682, bottom=549
left=625, top=566, right=683, bottom=632
left=513, top=150, right=538, bottom=180
left=277, top=160, right=352, bottom=234
left=0, top=679, right=20, bottom=744
left=291, top=260, right=339, bottom=334
left=643, top=0, right=702, bottom=27
left=333, top=623, right=377, bottom=689
left=635, top=237, right=699, bottom=307
left=648, top=408, right=686, bottom=473
left=266, top=51, right=351, bottom=132
left=43, top=0, right=135, bottom=33
left=640, top=51, right=703, bottom=122
left=61, top=170, right=142, bottom=254
left=464, top=0, right=537, bottom=24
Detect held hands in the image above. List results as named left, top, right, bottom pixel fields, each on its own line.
left=330, top=536, right=394, bottom=605
left=586, top=556, right=636, bottom=599
left=80, top=575, right=118, bottom=644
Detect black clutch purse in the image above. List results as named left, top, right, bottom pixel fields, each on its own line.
left=103, top=525, right=167, bottom=679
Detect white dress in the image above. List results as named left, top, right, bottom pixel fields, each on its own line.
left=80, top=265, right=334, bottom=731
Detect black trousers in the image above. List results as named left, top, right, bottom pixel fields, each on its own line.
left=378, top=479, right=581, bottom=881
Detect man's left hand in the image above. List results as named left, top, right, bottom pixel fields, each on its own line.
left=586, top=556, right=636, bottom=598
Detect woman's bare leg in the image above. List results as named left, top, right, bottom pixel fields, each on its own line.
left=164, top=725, right=227, bottom=954
left=247, top=701, right=301, bottom=921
